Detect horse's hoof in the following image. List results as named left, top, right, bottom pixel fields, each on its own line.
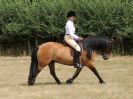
left=57, top=82, right=62, bottom=85
left=99, top=80, right=105, bottom=84
left=66, top=79, right=73, bottom=84
left=28, top=83, right=34, bottom=86
left=27, top=81, right=35, bottom=86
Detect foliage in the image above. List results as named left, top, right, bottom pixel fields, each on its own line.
left=0, top=0, right=133, bottom=53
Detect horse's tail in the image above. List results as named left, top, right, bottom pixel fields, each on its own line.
left=27, top=47, right=38, bottom=85
left=31, top=47, right=38, bottom=68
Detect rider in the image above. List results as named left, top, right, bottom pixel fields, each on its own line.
left=64, top=10, right=82, bottom=68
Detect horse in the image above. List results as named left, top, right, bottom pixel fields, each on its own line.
left=27, top=36, right=114, bottom=85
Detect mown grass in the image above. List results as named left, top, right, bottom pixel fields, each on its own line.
left=0, top=56, right=133, bottom=99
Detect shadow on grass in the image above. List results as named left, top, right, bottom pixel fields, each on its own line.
left=20, top=81, right=83, bottom=86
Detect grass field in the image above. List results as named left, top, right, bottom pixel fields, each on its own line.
left=0, top=56, right=133, bottom=99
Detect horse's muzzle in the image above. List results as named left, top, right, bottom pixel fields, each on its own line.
left=103, top=57, right=109, bottom=60
left=102, top=54, right=109, bottom=60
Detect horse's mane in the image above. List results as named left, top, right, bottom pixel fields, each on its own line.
left=83, top=36, right=111, bottom=58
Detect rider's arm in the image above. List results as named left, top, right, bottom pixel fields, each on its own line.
left=65, top=21, right=80, bottom=40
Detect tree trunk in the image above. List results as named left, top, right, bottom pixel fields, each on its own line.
left=35, top=36, right=38, bottom=46
left=28, top=40, right=31, bottom=55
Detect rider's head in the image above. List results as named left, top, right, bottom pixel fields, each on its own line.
left=67, top=10, right=76, bottom=22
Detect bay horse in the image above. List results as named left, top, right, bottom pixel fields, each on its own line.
left=27, top=36, right=113, bottom=85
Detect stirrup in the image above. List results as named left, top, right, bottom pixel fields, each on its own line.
left=74, top=63, right=82, bottom=68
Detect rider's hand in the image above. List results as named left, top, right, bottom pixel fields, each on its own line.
left=79, top=37, right=83, bottom=40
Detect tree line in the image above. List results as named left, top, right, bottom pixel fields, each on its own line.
left=0, top=0, right=133, bottom=55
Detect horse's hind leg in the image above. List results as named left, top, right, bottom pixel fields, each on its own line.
left=66, top=68, right=83, bottom=84
left=48, top=61, right=62, bottom=84
left=28, top=48, right=39, bottom=86
left=28, top=64, right=40, bottom=86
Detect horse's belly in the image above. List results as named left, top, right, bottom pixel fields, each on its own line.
left=53, top=48, right=74, bottom=65
left=55, top=59, right=73, bottom=66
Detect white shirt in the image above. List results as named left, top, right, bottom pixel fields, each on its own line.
left=65, top=20, right=79, bottom=40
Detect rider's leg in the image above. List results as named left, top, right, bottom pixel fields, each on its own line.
left=64, top=35, right=82, bottom=68
left=74, top=45, right=82, bottom=68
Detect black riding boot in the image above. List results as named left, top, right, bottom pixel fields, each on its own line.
left=74, top=51, right=82, bottom=68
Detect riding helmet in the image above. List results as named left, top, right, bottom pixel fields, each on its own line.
left=67, top=10, right=76, bottom=18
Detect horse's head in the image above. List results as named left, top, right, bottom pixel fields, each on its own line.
left=100, top=38, right=114, bottom=60
left=83, top=36, right=114, bottom=60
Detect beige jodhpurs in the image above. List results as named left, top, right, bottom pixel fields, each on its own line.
left=64, top=35, right=81, bottom=52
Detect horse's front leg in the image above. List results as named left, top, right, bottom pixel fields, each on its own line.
left=66, top=67, right=83, bottom=84
left=85, top=61, right=105, bottom=84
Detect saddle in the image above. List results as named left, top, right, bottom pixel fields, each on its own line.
left=62, top=40, right=84, bottom=57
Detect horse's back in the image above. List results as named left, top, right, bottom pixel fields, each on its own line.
left=37, top=42, right=73, bottom=65
left=38, top=42, right=64, bottom=56
left=39, top=42, right=66, bottom=48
